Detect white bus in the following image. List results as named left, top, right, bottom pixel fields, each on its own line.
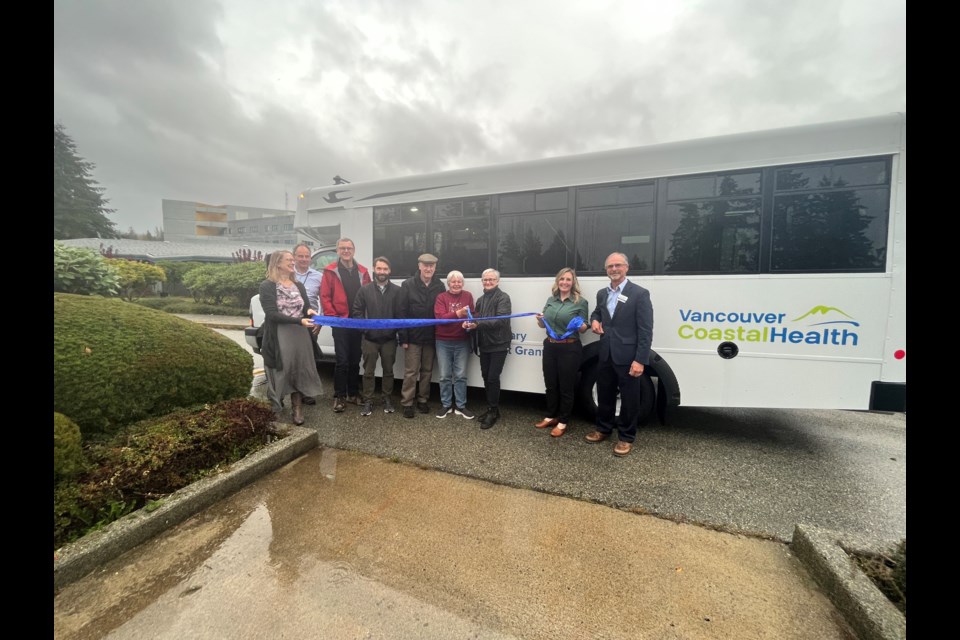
left=293, top=113, right=906, bottom=423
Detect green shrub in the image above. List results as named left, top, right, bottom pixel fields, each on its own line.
left=53, top=293, right=253, bottom=435
left=54, top=398, right=277, bottom=548
left=53, top=242, right=119, bottom=296
left=54, top=413, right=86, bottom=480
left=181, top=264, right=220, bottom=303
left=156, top=261, right=206, bottom=296
left=106, top=258, right=167, bottom=301
left=182, top=262, right=264, bottom=306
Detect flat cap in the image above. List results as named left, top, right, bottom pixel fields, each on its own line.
left=418, top=253, right=438, bottom=264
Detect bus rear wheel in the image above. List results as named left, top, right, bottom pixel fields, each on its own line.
left=577, top=360, right=655, bottom=426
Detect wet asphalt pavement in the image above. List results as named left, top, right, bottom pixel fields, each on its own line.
left=288, top=378, right=906, bottom=545
left=208, top=319, right=905, bottom=545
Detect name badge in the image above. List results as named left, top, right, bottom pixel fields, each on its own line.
left=617, top=294, right=628, bottom=303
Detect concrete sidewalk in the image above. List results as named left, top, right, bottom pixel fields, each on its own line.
left=54, top=401, right=905, bottom=639
left=55, top=446, right=858, bottom=640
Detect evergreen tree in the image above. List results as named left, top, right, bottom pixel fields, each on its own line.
left=54, top=122, right=118, bottom=239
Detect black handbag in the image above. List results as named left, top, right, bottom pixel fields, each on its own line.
left=469, top=326, right=481, bottom=356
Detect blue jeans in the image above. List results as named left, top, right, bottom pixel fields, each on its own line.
left=436, top=339, right=469, bottom=408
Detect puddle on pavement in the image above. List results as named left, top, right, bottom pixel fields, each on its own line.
left=55, top=448, right=851, bottom=640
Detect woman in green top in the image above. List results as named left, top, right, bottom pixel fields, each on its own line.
left=534, top=267, right=590, bottom=437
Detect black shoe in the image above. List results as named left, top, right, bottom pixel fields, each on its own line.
left=332, top=397, right=346, bottom=413
left=403, top=406, right=415, bottom=419
left=360, top=401, right=373, bottom=416
left=383, top=397, right=395, bottom=413
left=479, top=407, right=498, bottom=429
left=417, top=402, right=430, bottom=414
left=435, top=406, right=453, bottom=419
left=303, top=396, right=316, bottom=405
left=455, top=406, right=475, bottom=420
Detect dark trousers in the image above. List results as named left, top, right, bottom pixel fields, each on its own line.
left=542, top=340, right=581, bottom=423
left=479, top=350, right=508, bottom=408
left=595, top=358, right=640, bottom=443
left=361, top=337, right=398, bottom=402
left=332, top=327, right=362, bottom=398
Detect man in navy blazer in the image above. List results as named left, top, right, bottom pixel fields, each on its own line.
left=585, top=252, right=654, bottom=456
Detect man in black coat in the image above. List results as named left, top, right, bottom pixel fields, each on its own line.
left=351, top=256, right=402, bottom=417
left=585, top=252, right=654, bottom=456
left=397, top=253, right=446, bottom=418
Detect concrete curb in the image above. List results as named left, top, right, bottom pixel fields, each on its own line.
left=54, top=425, right=318, bottom=591
left=791, top=524, right=905, bottom=640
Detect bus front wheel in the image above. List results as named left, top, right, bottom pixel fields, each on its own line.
left=577, top=360, right=656, bottom=426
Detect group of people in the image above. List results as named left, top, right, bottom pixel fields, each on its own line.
left=258, top=239, right=653, bottom=455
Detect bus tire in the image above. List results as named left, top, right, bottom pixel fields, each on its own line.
left=577, top=359, right=656, bottom=426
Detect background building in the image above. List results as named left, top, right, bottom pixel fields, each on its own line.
left=162, top=199, right=305, bottom=246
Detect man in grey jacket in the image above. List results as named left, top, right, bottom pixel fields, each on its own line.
left=351, top=257, right=401, bottom=416
left=465, top=268, right=512, bottom=429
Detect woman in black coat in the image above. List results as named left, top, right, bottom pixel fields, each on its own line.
left=259, top=250, right=324, bottom=424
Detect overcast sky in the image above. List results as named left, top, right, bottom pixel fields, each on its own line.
left=54, top=0, right=906, bottom=233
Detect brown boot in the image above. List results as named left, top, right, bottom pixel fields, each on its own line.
left=291, top=392, right=304, bottom=425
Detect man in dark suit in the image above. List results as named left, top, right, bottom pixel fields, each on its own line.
left=585, top=252, right=654, bottom=456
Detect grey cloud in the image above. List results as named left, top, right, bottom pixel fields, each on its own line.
left=53, top=0, right=905, bottom=231
left=361, top=100, right=488, bottom=176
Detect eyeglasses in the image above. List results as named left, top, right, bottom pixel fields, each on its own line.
left=337, top=246, right=354, bottom=252
left=481, top=278, right=498, bottom=282
left=605, top=263, right=627, bottom=269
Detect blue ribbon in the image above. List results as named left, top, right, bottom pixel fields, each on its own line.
left=311, top=311, right=537, bottom=329
left=544, top=315, right=584, bottom=341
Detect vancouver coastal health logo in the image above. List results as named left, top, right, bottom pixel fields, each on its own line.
left=676, top=305, right=860, bottom=347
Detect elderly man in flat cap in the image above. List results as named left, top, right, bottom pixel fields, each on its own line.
left=397, top=253, right=446, bottom=419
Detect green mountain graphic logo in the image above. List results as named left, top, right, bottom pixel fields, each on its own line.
left=792, top=306, right=855, bottom=322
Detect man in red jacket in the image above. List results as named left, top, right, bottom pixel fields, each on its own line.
left=320, top=237, right=371, bottom=412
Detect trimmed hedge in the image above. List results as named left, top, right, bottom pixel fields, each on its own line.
left=133, top=297, right=248, bottom=316
left=54, top=412, right=86, bottom=481
left=53, top=293, right=253, bottom=435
